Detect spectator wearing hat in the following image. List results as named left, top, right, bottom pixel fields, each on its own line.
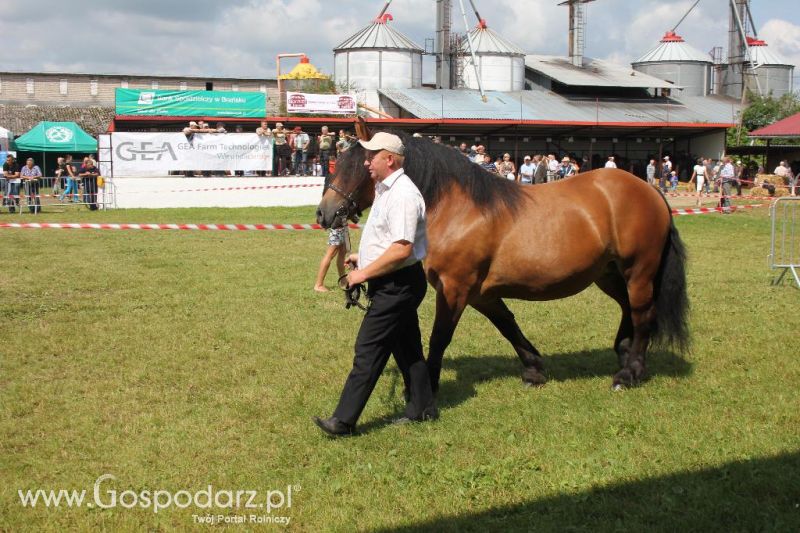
left=314, top=131, right=437, bottom=437
left=660, top=156, right=673, bottom=191
left=604, top=156, right=617, bottom=169
left=518, top=155, right=535, bottom=184
left=557, top=156, right=576, bottom=179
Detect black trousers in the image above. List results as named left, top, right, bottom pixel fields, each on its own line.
left=333, top=262, right=435, bottom=426
left=24, top=180, right=41, bottom=213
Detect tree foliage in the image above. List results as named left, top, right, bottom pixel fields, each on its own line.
left=729, top=91, right=800, bottom=146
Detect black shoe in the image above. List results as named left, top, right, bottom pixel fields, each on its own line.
left=313, top=416, right=354, bottom=437
left=393, top=407, right=439, bottom=425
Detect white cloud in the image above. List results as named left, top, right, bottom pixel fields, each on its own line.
left=759, top=18, right=800, bottom=70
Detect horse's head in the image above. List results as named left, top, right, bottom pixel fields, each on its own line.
left=316, top=119, right=376, bottom=229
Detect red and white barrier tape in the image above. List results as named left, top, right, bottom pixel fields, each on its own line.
left=665, top=192, right=781, bottom=201
left=671, top=204, right=763, bottom=216
left=0, top=222, right=362, bottom=231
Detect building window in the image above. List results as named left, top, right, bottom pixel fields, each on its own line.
left=26, top=78, right=34, bottom=95
left=205, top=82, right=213, bottom=91
left=90, top=80, right=98, bottom=96
left=259, top=84, right=267, bottom=93
left=60, top=79, right=68, bottom=95
left=120, top=80, right=129, bottom=88
left=152, top=81, right=159, bottom=89
left=231, top=83, right=239, bottom=92
left=179, top=81, right=187, bottom=91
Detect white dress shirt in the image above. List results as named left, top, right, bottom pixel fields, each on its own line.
left=358, top=168, right=427, bottom=271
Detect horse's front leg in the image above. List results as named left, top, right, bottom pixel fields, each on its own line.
left=470, top=297, right=547, bottom=386
left=427, top=281, right=469, bottom=395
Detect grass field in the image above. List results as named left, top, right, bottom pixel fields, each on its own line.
left=1, top=203, right=799, bottom=532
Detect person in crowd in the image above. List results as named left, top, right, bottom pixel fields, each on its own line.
left=291, top=126, right=310, bottom=176
left=78, top=157, right=100, bottom=210
left=646, top=159, right=657, bottom=186
left=313, top=225, right=348, bottom=293
left=255, top=121, right=273, bottom=176
left=660, top=156, right=673, bottom=191
left=719, top=157, right=736, bottom=210
left=472, top=145, right=486, bottom=164
left=314, top=132, right=437, bottom=437
left=702, top=158, right=714, bottom=194
left=497, top=153, right=516, bottom=180
left=774, top=160, right=791, bottom=190
left=547, top=154, right=559, bottom=182
left=214, top=122, right=227, bottom=133
left=518, top=155, right=534, bottom=184
left=53, top=157, right=65, bottom=196
left=688, top=158, right=707, bottom=207
left=533, top=155, right=547, bottom=184
left=20, top=157, right=42, bottom=214
left=256, top=121, right=272, bottom=137
left=458, top=142, right=469, bottom=157
left=669, top=170, right=679, bottom=192
left=604, top=156, right=617, bottom=169
left=336, top=129, right=352, bottom=157
left=318, top=126, right=334, bottom=181
left=557, top=156, right=576, bottom=179
left=273, top=123, right=291, bottom=176
left=3, top=154, right=21, bottom=213
left=481, top=153, right=498, bottom=174
left=59, top=154, right=80, bottom=203
left=581, top=154, right=590, bottom=173
left=734, top=160, right=744, bottom=196
left=711, top=159, right=723, bottom=193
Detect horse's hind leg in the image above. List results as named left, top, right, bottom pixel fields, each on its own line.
left=612, top=274, right=656, bottom=389
left=594, top=266, right=634, bottom=369
left=471, top=297, right=547, bottom=386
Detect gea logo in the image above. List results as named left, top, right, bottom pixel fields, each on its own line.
left=116, top=142, right=177, bottom=161
left=337, top=96, right=354, bottom=109
left=288, top=94, right=307, bottom=107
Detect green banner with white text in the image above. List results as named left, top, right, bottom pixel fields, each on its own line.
left=115, top=89, right=266, bottom=118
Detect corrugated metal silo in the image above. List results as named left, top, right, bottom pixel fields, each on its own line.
left=632, top=31, right=713, bottom=96
left=333, top=14, right=423, bottom=91
left=458, top=21, right=525, bottom=92
left=743, top=37, right=795, bottom=97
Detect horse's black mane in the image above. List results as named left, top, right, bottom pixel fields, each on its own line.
left=338, top=130, right=524, bottom=214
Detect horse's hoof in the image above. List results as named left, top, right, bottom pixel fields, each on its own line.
left=522, top=369, right=547, bottom=387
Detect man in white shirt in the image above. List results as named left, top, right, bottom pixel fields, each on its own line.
left=518, top=155, right=534, bottom=184
left=604, top=156, right=617, bottom=169
left=719, top=157, right=736, bottom=210
left=314, top=132, right=437, bottom=437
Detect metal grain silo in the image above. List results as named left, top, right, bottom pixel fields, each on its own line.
left=743, top=37, right=795, bottom=97
left=333, top=14, right=423, bottom=90
left=458, top=21, right=525, bottom=92
left=632, top=31, right=713, bottom=96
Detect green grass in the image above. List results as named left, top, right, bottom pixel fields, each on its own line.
left=1, top=205, right=798, bottom=532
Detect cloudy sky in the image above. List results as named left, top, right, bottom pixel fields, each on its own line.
left=1, top=0, right=798, bottom=84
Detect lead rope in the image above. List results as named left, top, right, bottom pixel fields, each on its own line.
left=338, top=226, right=371, bottom=311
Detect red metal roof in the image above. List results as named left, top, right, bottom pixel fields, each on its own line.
left=749, top=112, right=800, bottom=138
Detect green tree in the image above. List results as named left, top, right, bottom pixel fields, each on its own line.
left=729, top=91, right=800, bottom=146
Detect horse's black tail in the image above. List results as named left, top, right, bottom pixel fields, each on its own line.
left=652, top=218, right=690, bottom=353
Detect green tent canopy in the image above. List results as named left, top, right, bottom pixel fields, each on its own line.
left=14, top=121, right=98, bottom=152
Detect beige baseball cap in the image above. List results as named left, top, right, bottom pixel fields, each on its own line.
left=358, top=132, right=404, bottom=155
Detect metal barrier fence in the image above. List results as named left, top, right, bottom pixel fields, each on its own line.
left=0, top=177, right=111, bottom=213
left=770, top=197, right=800, bottom=288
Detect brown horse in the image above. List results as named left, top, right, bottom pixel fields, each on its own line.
left=317, top=123, right=689, bottom=391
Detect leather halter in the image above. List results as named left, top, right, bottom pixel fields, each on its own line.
left=325, top=171, right=371, bottom=226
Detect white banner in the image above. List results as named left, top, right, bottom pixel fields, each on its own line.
left=110, top=132, right=273, bottom=176
left=286, top=92, right=357, bottom=115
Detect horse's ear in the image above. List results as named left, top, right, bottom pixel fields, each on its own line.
left=354, top=117, right=372, bottom=141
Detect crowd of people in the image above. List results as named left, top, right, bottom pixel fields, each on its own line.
left=1, top=154, right=102, bottom=213
left=180, top=120, right=356, bottom=179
